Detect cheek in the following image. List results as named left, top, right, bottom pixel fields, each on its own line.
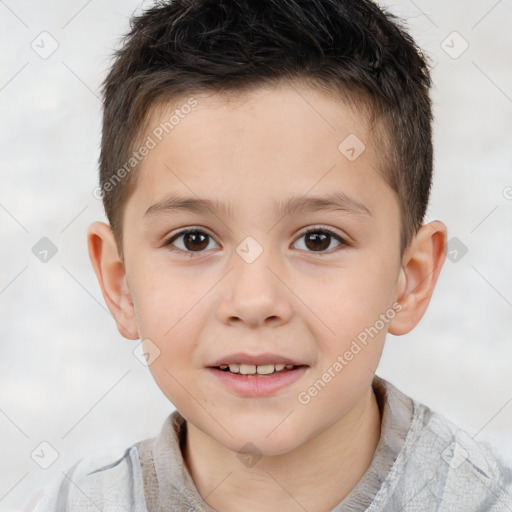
left=295, top=268, right=392, bottom=419
left=303, top=261, right=397, bottom=382
left=140, top=306, right=208, bottom=411
left=130, top=261, right=214, bottom=361
left=129, top=261, right=207, bottom=338
left=316, top=264, right=397, bottom=333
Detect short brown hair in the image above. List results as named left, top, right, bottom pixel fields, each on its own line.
left=99, top=0, right=433, bottom=258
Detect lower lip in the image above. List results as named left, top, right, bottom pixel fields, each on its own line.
left=206, top=366, right=308, bottom=397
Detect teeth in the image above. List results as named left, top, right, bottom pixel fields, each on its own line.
left=256, top=364, right=274, bottom=375
left=239, top=364, right=256, bottom=375
left=228, top=363, right=240, bottom=373
left=220, top=363, right=297, bottom=375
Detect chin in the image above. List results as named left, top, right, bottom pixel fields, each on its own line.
left=213, top=419, right=308, bottom=458
left=228, top=435, right=301, bottom=458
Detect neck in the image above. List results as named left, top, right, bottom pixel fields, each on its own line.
left=183, top=387, right=381, bottom=512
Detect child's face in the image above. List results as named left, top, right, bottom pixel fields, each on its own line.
left=120, top=83, right=405, bottom=455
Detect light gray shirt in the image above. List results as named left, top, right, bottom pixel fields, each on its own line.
left=28, top=375, right=512, bottom=511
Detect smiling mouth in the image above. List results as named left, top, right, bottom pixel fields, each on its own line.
left=214, top=363, right=303, bottom=375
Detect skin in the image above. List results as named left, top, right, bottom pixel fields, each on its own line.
left=88, top=82, right=447, bottom=511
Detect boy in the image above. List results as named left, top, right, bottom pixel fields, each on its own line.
left=28, top=0, right=512, bottom=510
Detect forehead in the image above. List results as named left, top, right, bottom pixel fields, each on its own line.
left=129, top=82, right=397, bottom=224
left=145, top=83, right=374, bottom=158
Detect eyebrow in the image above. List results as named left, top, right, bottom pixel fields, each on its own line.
left=144, top=191, right=373, bottom=221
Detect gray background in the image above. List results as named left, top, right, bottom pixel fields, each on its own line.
left=1, top=1, right=511, bottom=510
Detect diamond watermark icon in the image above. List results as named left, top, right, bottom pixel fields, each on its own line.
left=32, top=237, right=58, bottom=263
left=446, top=237, right=468, bottom=263
left=133, top=338, right=161, bottom=366
left=31, top=441, right=59, bottom=469
left=441, top=441, right=469, bottom=469
left=441, top=31, right=469, bottom=59
left=31, top=31, right=59, bottom=60
left=338, top=134, right=366, bottom=161
left=237, top=442, right=262, bottom=468
left=236, top=236, right=263, bottom=264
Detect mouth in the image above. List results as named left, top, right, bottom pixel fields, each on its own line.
left=207, top=355, right=309, bottom=396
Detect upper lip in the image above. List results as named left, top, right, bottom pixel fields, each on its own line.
left=208, top=352, right=308, bottom=367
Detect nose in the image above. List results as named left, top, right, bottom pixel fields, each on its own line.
left=216, top=249, right=293, bottom=328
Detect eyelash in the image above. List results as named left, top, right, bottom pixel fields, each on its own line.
left=163, top=226, right=347, bottom=256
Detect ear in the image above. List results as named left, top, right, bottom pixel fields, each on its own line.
left=388, top=221, right=447, bottom=335
left=87, top=222, right=139, bottom=340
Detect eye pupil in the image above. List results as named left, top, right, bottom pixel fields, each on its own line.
left=305, top=232, right=330, bottom=251
left=184, top=232, right=209, bottom=251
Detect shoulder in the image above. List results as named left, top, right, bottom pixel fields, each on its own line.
left=397, top=398, right=512, bottom=510
left=27, top=443, right=147, bottom=512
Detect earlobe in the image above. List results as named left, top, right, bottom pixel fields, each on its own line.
left=388, top=221, right=448, bottom=336
left=87, top=222, right=139, bottom=340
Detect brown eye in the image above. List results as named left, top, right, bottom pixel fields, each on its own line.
left=165, top=229, right=219, bottom=253
left=293, top=228, right=344, bottom=253
left=182, top=232, right=209, bottom=251
left=304, top=232, right=331, bottom=251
